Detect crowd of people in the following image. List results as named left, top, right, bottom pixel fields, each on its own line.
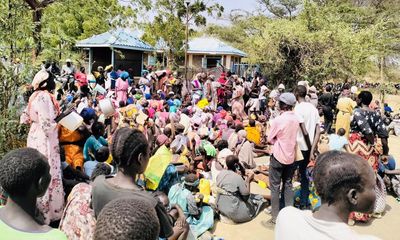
left=0, top=58, right=399, bottom=240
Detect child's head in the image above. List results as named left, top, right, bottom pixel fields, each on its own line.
left=225, top=155, right=245, bottom=176
left=94, top=197, right=160, bottom=240
left=249, top=119, right=256, bottom=127
left=153, top=191, right=169, bottom=207
left=183, top=174, right=199, bottom=192
left=314, top=151, right=376, bottom=213
left=216, top=140, right=228, bottom=151
left=92, top=121, right=105, bottom=137
left=95, top=146, right=110, bottom=162
left=91, top=162, right=112, bottom=181
left=0, top=148, right=51, bottom=199
left=337, top=128, right=346, bottom=137
left=110, top=127, right=149, bottom=174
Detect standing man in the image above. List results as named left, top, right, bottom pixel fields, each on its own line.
left=265, top=92, right=299, bottom=226
left=61, top=59, right=75, bottom=76
left=294, top=85, right=321, bottom=209
left=319, top=85, right=335, bottom=134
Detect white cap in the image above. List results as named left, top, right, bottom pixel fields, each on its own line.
left=278, top=84, right=285, bottom=90
left=66, top=59, right=72, bottom=63
left=351, top=86, right=358, bottom=94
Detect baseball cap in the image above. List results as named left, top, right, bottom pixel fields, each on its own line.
left=278, top=84, right=285, bottom=90
left=279, top=92, right=296, bottom=106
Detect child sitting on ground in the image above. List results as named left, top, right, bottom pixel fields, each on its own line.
left=154, top=191, right=190, bottom=240
left=328, top=128, right=349, bottom=151
left=84, top=146, right=111, bottom=177
left=168, top=174, right=214, bottom=238
left=83, top=121, right=108, bottom=162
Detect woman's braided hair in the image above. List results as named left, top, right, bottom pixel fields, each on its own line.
left=111, top=127, right=149, bottom=167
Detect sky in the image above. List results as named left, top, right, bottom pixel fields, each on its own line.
left=140, top=0, right=261, bottom=26
left=210, top=0, right=260, bottom=25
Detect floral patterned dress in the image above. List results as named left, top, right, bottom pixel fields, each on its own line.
left=21, top=90, right=64, bottom=224
left=59, top=183, right=95, bottom=240
left=348, top=107, right=388, bottom=222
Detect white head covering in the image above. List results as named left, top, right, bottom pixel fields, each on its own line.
left=32, top=70, right=49, bottom=90
left=278, top=84, right=285, bottom=90
left=351, top=86, right=358, bottom=94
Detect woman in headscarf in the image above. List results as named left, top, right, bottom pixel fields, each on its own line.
left=217, top=73, right=227, bottom=106
left=115, top=71, right=130, bottom=104
left=20, top=69, right=64, bottom=224
left=231, top=79, right=247, bottom=120
left=191, top=73, right=205, bottom=105
left=348, top=91, right=389, bottom=224
left=216, top=155, right=267, bottom=223
left=335, top=84, right=356, bottom=138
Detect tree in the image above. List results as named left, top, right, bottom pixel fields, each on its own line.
left=258, top=0, right=302, bottom=19
left=142, top=0, right=224, bottom=68
left=24, top=0, right=55, bottom=60
left=41, top=0, right=150, bottom=62
left=206, top=1, right=398, bottom=87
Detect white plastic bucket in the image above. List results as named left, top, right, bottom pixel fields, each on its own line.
left=99, top=98, right=115, bottom=117
left=58, top=111, right=84, bottom=131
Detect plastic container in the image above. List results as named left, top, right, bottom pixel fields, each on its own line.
left=99, top=98, right=115, bottom=117
left=199, top=178, right=211, bottom=196
left=58, top=111, right=83, bottom=131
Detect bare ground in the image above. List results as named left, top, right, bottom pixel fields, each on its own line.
left=212, top=131, right=400, bottom=240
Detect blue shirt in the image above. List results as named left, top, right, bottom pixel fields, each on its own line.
left=328, top=134, right=348, bottom=151
left=84, top=160, right=99, bottom=177
left=384, top=106, right=393, bottom=113
left=83, top=135, right=108, bottom=161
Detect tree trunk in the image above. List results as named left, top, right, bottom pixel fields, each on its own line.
left=24, top=0, right=55, bottom=61
left=32, top=9, right=42, bottom=61
left=380, top=56, right=385, bottom=103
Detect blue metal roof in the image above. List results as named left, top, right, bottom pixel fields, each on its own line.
left=76, top=29, right=154, bottom=52
left=188, top=37, right=247, bottom=57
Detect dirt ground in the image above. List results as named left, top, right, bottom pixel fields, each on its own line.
left=212, top=132, right=400, bottom=240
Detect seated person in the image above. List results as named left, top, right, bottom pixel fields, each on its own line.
left=328, top=128, right=349, bottom=151
left=384, top=103, right=393, bottom=114
left=154, top=191, right=190, bottom=240
left=91, top=127, right=173, bottom=239
left=168, top=174, right=214, bottom=238
left=237, top=130, right=257, bottom=169
left=94, top=198, right=160, bottom=240
left=275, top=151, right=380, bottom=240
left=245, top=119, right=261, bottom=146
left=216, top=155, right=267, bottom=224
left=0, top=148, right=67, bottom=239
left=83, top=122, right=108, bottom=161
left=59, top=162, right=112, bottom=240
left=378, top=155, right=400, bottom=198
left=60, top=146, right=90, bottom=198
left=84, top=146, right=111, bottom=177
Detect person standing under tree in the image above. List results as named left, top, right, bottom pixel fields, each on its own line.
left=264, top=93, right=300, bottom=226
left=20, top=69, right=64, bottom=225
left=294, top=85, right=321, bottom=209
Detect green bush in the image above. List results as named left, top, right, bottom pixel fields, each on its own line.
left=0, top=108, right=28, bottom=158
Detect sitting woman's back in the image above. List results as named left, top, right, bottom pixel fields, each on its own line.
left=90, top=127, right=173, bottom=239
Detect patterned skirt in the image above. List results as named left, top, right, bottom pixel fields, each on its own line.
left=348, top=132, right=386, bottom=222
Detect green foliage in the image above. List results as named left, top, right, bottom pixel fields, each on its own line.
left=142, top=0, right=224, bottom=68
left=0, top=61, right=33, bottom=158
left=0, top=0, right=35, bottom=61
left=258, top=0, right=302, bottom=19
left=206, top=0, right=400, bottom=87
left=0, top=0, right=150, bottom=62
